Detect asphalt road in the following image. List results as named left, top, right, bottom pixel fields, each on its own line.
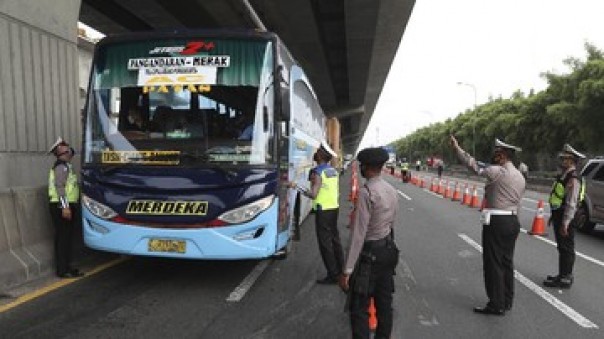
left=2, top=170, right=604, bottom=338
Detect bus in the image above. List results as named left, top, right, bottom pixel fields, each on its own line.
left=81, top=29, right=330, bottom=259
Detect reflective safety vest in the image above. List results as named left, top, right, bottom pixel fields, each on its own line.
left=548, top=170, right=585, bottom=210
left=312, top=165, right=339, bottom=211
left=48, top=162, right=80, bottom=203
left=401, top=162, right=409, bottom=171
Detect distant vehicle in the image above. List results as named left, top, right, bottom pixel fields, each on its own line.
left=383, top=145, right=397, bottom=169
left=573, top=157, right=604, bottom=232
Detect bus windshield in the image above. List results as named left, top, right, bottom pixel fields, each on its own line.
left=84, top=38, right=275, bottom=167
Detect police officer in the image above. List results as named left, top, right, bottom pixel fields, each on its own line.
left=400, top=158, right=410, bottom=183
left=291, top=142, right=344, bottom=284
left=48, top=137, right=83, bottom=278
left=339, top=147, right=400, bottom=339
left=450, top=136, right=525, bottom=315
left=543, top=144, right=586, bottom=289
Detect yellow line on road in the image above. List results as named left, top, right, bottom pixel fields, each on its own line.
left=0, top=256, right=129, bottom=313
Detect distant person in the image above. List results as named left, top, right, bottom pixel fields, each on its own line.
left=401, top=158, right=410, bottom=183
left=47, top=138, right=84, bottom=279
left=437, top=159, right=444, bottom=178
left=450, top=136, right=525, bottom=316
left=290, top=142, right=343, bottom=284
left=518, top=162, right=529, bottom=179
left=124, top=108, right=144, bottom=131
left=237, top=114, right=254, bottom=140
left=416, top=159, right=421, bottom=172
left=339, top=147, right=400, bottom=339
left=543, top=144, right=586, bottom=289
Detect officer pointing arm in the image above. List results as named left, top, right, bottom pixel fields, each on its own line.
left=450, top=135, right=525, bottom=315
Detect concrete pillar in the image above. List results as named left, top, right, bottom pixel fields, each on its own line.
left=0, top=0, right=82, bottom=289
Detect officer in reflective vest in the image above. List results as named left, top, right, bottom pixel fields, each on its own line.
left=48, top=137, right=83, bottom=278
left=400, top=159, right=410, bottom=182
left=290, top=141, right=343, bottom=284
left=543, top=144, right=586, bottom=288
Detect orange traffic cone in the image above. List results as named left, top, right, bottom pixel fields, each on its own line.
left=451, top=183, right=461, bottom=201
left=419, top=177, right=425, bottom=188
left=438, top=180, right=446, bottom=196
left=529, top=200, right=548, bottom=236
left=462, top=185, right=471, bottom=205
left=430, top=178, right=436, bottom=192
left=470, top=186, right=481, bottom=208
left=368, top=297, right=377, bottom=331
left=444, top=181, right=452, bottom=199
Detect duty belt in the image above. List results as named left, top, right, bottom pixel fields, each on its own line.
left=363, top=235, right=392, bottom=250
left=482, top=208, right=517, bottom=216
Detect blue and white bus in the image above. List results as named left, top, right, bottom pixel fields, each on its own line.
left=81, top=30, right=328, bottom=259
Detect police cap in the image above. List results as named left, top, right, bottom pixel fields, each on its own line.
left=320, top=141, right=338, bottom=158
left=357, top=147, right=389, bottom=167
left=559, top=143, right=585, bottom=159
left=47, top=137, right=69, bottom=155
left=494, top=138, right=522, bottom=153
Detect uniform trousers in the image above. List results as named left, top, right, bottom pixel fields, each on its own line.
left=481, top=215, right=520, bottom=310
left=551, top=210, right=575, bottom=277
left=49, top=203, right=79, bottom=276
left=349, top=237, right=398, bottom=339
left=315, top=208, right=344, bottom=279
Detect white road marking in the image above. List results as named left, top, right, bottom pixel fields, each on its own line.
left=523, top=197, right=549, bottom=206
left=521, top=206, right=551, bottom=216
left=458, top=233, right=598, bottom=329
left=520, top=228, right=604, bottom=268
left=226, top=260, right=271, bottom=302
left=424, top=189, right=443, bottom=199
left=397, top=190, right=412, bottom=201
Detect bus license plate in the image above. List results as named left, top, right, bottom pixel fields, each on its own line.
left=148, top=239, right=186, bottom=254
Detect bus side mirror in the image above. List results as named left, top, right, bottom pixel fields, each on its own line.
left=263, top=106, right=269, bottom=132
left=279, top=88, right=290, bottom=121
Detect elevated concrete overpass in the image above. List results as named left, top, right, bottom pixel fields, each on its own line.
left=79, top=0, right=415, bottom=154
left=0, top=0, right=414, bottom=290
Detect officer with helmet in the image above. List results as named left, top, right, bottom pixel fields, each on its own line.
left=290, top=141, right=344, bottom=284
left=543, top=144, right=586, bottom=289
left=48, top=137, right=83, bottom=278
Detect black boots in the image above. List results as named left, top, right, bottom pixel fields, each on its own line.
left=543, top=274, right=573, bottom=288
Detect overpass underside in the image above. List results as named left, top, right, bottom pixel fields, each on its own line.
left=79, top=0, right=415, bottom=154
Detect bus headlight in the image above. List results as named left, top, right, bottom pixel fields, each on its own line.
left=82, top=195, right=118, bottom=220
left=218, top=195, right=274, bottom=224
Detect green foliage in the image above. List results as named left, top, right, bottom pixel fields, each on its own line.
left=392, top=43, right=604, bottom=169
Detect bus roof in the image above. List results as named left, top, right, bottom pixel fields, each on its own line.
left=95, top=28, right=280, bottom=47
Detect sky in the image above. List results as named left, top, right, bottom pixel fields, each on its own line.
left=357, top=0, right=604, bottom=150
